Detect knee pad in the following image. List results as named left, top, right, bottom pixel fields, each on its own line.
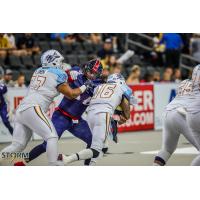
left=91, top=148, right=100, bottom=158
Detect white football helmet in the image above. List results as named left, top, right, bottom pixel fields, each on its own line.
left=107, top=73, right=126, bottom=85
left=41, top=49, right=64, bottom=69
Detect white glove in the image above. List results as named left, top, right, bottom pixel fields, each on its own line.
left=69, top=70, right=80, bottom=80
left=62, top=63, right=71, bottom=71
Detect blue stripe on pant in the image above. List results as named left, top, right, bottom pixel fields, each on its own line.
left=28, top=110, right=92, bottom=162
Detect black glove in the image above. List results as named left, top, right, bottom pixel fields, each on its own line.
left=110, top=118, right=118, bottom=143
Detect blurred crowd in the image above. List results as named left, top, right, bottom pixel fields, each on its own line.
left=0, top=33, right=198, bottom=86
left=0, top=33, right=40, bottom=57
left=126, top=65, right=182, bottom=85
left=0, top=68, right=26, bottom=88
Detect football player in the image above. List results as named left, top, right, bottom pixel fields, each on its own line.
left=187, top=64, right=200, bottom=165
left=0, top=79, right=13, bottom=135
left=61, top=73, right=135, bottom=165
left=154, top=79, right=199, bottom=166
left=14, top=59, right=104, bottom=166
left=0, top=50, right=92, bottom=166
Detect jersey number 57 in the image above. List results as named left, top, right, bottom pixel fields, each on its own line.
left=30, top=75, right=46, bottom=90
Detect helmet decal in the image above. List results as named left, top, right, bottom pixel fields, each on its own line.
left=41, top=49, right=64, bottom=69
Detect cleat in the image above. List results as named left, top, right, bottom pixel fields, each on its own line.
left=102, top=147, right=108, bottom=154
left=14, top=161, right=26, bottom=166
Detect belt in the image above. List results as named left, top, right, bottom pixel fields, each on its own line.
left=55, top=107, right=79, bottom=120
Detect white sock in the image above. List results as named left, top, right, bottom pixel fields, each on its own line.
left=46, top=137, right=59, bottom=166
left=76, top=149, right=94, bottom=160
left=67, top=149, right=94, bottom=164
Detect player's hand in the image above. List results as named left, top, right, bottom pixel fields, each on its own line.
left=118, top=115, right=127, bottom=125
left=84, top=80, right=95, bottom=94
left=69, top=70, right=79, bottom=80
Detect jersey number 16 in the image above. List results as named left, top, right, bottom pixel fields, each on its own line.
left=92, top=84, right=116, bottom=99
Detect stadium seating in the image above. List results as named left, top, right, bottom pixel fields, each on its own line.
left=8, top=55, right=22, bottom=69
left=36, top=33, right=51, bottom=41
left=72, top=42, right=84, bottom=54
left=33, top=54, right=41, bottom=66
left=93, top=43, right=103, bottom=53
left=66, top=55, right=78, bottom=65
left=0, top=57, right=6, bottom=67
left=77, top=55, right=88, bottom=64
left=21, top=55, right=34, bottom=69
left=39, top=41, right=51, bottom=52
left=83, top=42, right=94, bottom=54
left=49, top=41, right=63, bottom=53
left=61, top=42, right=72, bottom=54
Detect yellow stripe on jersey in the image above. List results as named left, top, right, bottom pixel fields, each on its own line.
left=34, top=106, right=52, bottom=132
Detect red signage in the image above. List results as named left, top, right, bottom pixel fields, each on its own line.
left=14, top=97, right=24, bottom=109
left=118, top=84, right=154, bottom=132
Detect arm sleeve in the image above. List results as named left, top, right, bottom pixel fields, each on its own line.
left=121, top=85, right=133, bottom=101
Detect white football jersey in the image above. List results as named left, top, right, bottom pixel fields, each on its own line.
left=186, top=65, right=200, bottom=113
left=190, top=64, right=200, bottom=95
left=166, top=79, right=194, bottom=111
left=18, top=66, right=67, bottom=112
left=88, top=82, right=131, bottom=115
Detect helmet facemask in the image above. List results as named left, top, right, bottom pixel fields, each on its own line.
left=83, top=59, right=103, bottom=80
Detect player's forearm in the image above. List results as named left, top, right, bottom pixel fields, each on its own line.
left=58, top=83, right=82, bottom=99
left=123, top=108, right=130, bottom=120
left=58, top=83, right=87, bottom=99
left=120, top=98, right=131, bottom=120
left=65, top=86, right=86, bottom=99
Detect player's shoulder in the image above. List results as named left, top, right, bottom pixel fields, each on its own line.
left=46, top=67, right=66, bottom=77
left=45, top=67, right=67, bottom=81
left=36, top=67, right=68, bottom=85
left=119, top=83, right=132, bottom=96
